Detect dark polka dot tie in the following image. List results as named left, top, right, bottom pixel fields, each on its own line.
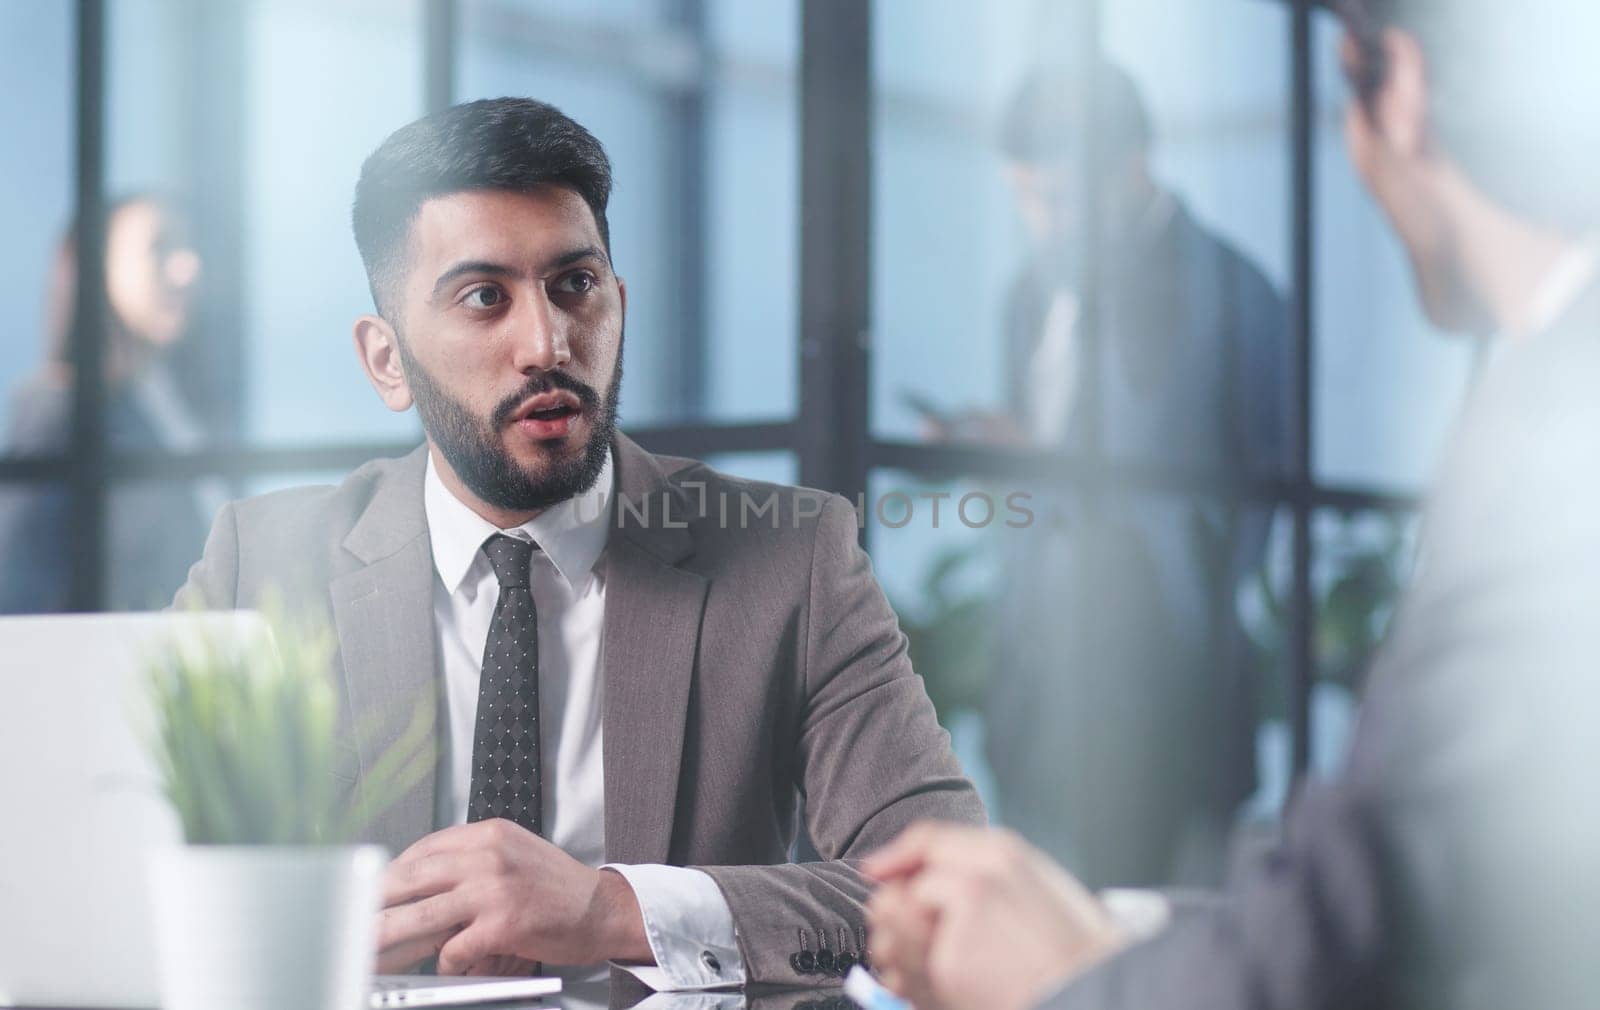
left=467, top=534, right=542, bottom=835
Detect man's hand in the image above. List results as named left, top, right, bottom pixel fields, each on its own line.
left=863, top=823, right=1128, bottom=1010
left=376, top=818, right=653, bottom=975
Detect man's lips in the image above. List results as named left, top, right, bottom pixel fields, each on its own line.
left=506, top=390, right=583, bottom=441
left=508, top=389, right=583, bottom=423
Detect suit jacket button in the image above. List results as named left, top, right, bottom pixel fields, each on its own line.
left=816, top=949, right=837, bottom=973
left=700, top=951, right=721, bottom=974
left=835, top=951, right=857, bottom=973
left=793, top=950, right=817, bottom=973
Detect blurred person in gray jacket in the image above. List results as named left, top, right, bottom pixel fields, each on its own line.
left=977, top=63, right=1293, bottom=889
left=865, top=1, right=1600, bottom=1008
left=0, top=195, right=214, bottom=612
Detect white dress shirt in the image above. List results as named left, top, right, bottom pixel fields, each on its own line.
left=423, top=450, right=744, bottom=989
left=1022, top=190, right=1177, bottom=446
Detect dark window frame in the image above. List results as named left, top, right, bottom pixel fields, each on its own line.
left=4, top=0, right=1425, bottom=784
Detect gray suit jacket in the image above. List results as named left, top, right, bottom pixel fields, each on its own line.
left=175, top=433, right=985, bottom=985
left=1041, top=286, right=1600, bottom=1010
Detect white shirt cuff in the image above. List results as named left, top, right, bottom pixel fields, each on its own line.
left=602, top=863, right=746, bottom=991
left=1097, top=887, right=1173, bottom=943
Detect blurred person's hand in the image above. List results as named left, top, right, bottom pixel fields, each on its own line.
left=375, top=818, right=651, bottom=974
left=864, top=823, right=1128, bottom=1010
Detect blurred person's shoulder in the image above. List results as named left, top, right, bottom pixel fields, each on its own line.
left=1461, top=280, right=1600, bottom=470
left=1423, top=280, right=1600, bottom=577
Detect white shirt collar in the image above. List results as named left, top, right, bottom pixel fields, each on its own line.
left=423, top=448, right=614, bottom=594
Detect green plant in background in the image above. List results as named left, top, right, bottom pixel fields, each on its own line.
left=144, top=604, right=433, bottom=845
left=896, top=542, right=996, bottom=720
left=1246, top=512, right=1411, bottom=720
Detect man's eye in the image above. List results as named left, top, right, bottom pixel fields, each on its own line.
left=462, top=286, right=505, bottom=309
left=556, top=271, right=596, bottom=295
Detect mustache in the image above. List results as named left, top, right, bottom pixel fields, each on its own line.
left=490, top=371, right=601, bottom=428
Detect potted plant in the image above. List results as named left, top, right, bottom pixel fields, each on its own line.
left=141, top=608, right=432, bottom=1010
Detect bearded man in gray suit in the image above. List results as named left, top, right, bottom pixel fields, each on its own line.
left=176, top=97, right=982, bottom=989
left=865, top=1, right=1600, bottom=1008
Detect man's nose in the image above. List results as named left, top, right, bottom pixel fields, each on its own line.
left=511, top=292, right=571, bottom=372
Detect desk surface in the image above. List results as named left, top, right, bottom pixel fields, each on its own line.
left=10, top=979, right=856, bottom=1010
left=524, top=979, right=855, bottom=1010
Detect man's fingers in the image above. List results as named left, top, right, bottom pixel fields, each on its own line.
left=378, top=890, right=473, bottom=952
left=437, top=923, right=501, bottom=977
left=898, top=856, right=1048, bottom=916
left=375, top=931, right=453, bottom=975
left=863, top=821, right=988, bottom=882
left=862, top=821, right=941, bottom=882
left=464, top=953, right=537, bottom=979
left=876, top=965, right=911, bottom=998
left=383, top=851, right=473, bottom=907
left=866, top=884, right=935, bottom=987
left=463, top=955, right=537, bottom=978
left=867, top=885, right=944, bottom=1010
left=903, top=863, right=991, bottom=915
left=391, top=822, right=493, bottom=867
left=461, top=955, right=505, bottom=978
left=868, top=883, right=937, bottom=956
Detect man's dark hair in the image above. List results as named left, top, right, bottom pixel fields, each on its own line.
left=1332, top=0, right=1600, bottom=229
left=1000, top=62, right=1152, bottom=169
left=351, top=97, right=614, bottom=317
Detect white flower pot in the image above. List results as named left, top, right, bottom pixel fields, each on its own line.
left=148, top=845, right=387, bottom=1010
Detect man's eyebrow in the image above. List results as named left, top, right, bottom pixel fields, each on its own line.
left=428, top=247, right=610, bottom=302
left=430, top=260, right=517, bottom=302
left=545, top=245, right=609, bottom=272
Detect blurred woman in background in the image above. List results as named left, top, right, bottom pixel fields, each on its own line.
left=0, top=194, right=218, bottom=612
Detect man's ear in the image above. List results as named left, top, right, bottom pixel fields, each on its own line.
left=353, top=313, right=414, bottom=413
left=1372, top=27, right=1429, bottom=158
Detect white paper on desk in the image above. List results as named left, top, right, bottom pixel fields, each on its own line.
left=613, top=963, right=741, bottom=995
left=631, top=990, right=745, bottom=1010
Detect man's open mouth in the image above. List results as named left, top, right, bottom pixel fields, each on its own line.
left=526, top=403, right=579, bottom=421
left=509, top=390, right=584, bottom=425
left=504, top=389, right=585, bottom=441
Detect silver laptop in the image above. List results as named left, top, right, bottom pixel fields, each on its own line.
left=0, top=613, right=561, bottom=1010
left=370, top=975, right=563, bottom=1007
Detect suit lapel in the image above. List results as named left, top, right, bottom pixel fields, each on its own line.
left=329, top=446, right=439, bottom=855
left=601, top=436, right=708, bottom=865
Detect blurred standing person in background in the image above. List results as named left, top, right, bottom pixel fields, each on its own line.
left=867, top=1, right=1600, bottom=1008
left=0, top=195, right=217, bottom=612
left=945, top=62, right=1292, bottom=888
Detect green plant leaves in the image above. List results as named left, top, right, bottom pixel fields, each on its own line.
left=144, top=600, right=433, bottom=845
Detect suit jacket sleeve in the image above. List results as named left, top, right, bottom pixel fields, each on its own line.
left=1033, top=775, right=1385, bottom=1010
left=697, top=494, right=987, bottom=985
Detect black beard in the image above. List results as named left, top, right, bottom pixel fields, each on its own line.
left=396, top=333, right=622, bottom=514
